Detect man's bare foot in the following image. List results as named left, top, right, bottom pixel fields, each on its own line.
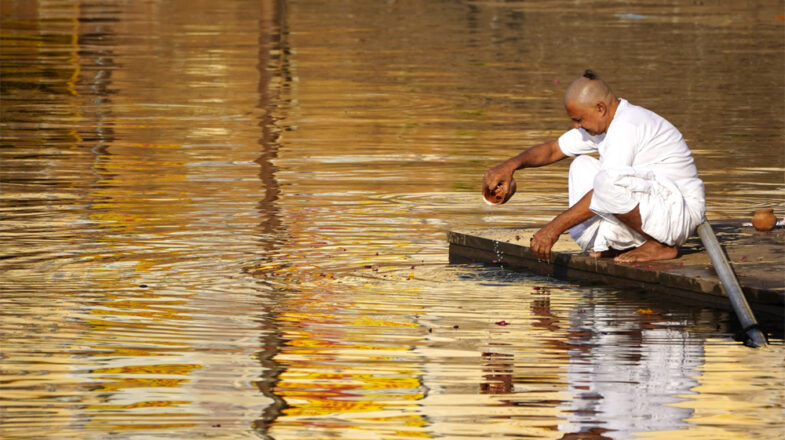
left=614, top=240, right=677, bottom=263
left=589, top=248, right=623, bottom=258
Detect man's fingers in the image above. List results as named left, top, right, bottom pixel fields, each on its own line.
left=482, top=180, right=494, bottom=193
left=483, top=167, right=509, bottom=191
left=531, top=237, right=545, bottom=260
left=485, top=177, right=501, bottom=191
left=530, top=232, right=552, bottom=262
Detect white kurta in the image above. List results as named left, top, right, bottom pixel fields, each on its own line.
left=559, top=99, right=705, bottom=252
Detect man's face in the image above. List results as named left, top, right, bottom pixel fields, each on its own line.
left=565, top=101, right=605, bottom=136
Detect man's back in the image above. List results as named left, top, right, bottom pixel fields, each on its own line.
left=560, top=99, right=704, bottom=204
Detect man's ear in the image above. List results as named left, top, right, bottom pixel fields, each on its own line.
left=596, top=101, right=607, bottom=115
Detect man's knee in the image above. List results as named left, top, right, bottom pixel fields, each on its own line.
left=592, top=169, right=615, bottom=196
left=569, top=155, right=599, bottom=177
left=591, top=170, right=638, bottom=215
left=568, top=156, right=600, bottom=206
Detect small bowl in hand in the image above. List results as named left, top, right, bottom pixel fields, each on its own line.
left=483, top=178, right=517, bottom=205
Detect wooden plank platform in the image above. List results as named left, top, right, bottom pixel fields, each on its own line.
left=448, top=221, right=784, bottom=317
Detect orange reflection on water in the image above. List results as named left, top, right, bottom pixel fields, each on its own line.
left=263, top=273, right=430, bottom=437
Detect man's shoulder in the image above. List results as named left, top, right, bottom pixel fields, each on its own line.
left=617, top=99, right=672, bottom=125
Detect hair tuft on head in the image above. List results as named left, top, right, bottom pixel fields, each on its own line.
left=582, top=69, right=598, bottom=80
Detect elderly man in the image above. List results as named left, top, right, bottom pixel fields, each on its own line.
left=483, top=70, right=705, bottom=263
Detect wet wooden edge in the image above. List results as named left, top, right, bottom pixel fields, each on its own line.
left=447, top=229, right=785, bottom=318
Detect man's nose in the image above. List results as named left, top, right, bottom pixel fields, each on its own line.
left=572, top=121, right=581, bottom=129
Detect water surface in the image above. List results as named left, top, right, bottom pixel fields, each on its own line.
left=1, top=1, right=783, bottom=439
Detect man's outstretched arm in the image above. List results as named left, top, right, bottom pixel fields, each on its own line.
left=530, top=189, right=595, bottom=261
left=482, top=140, right=568, bottom=197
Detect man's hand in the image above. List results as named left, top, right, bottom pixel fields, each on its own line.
left=481, top=141, right=566, bottom=205
left=482, top=163, right=515, bottom=204
left=529, top=190, right=596, bottom=261
left=530, top=224, right=560, bottom=261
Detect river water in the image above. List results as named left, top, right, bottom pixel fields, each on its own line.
left=1, top=1, right=783, bottom=439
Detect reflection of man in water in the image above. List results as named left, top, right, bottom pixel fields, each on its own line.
left=558, top=302, right=702, bottom=439
left=483, top=70, right=705, bottom=263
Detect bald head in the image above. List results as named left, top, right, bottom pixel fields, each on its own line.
left=563, top=69, right=616, bottom=109
left=562, top=70, right=620, bottom=136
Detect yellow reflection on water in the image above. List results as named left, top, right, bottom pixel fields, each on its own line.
left=1, top=0, right=278, bottom=438
left=638, top=339, right=785, bottom=440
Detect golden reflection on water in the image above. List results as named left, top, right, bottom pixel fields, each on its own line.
left=638, top=339, right=785, bottom=440
left=1, top=0, right=784, bottom=439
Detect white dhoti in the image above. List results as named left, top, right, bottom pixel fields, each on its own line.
left=568, top=155, right=703, bottom=253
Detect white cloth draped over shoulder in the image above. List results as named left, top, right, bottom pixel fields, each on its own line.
left=558, top=99, right=705, bottom=253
